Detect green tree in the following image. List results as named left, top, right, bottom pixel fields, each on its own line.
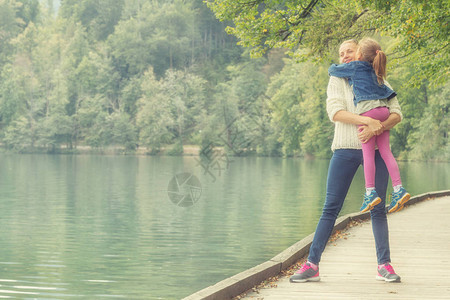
left=60, top=0, right=125, bottom=40
left=207, top=0, right=449, bottom=85
left=120, top=75, right=142, bottom=118
left=0, top=1, right=22, bottom=65
left=267, top=60, right=332, bottom=157
left=136, top=69, right=175, bottom=151
left=404, top=83, right=449, bottom=160
left=217, top=55, right=269, bottom=155
left=0, top=0, right=40, bottom=64
left=76, top=95, right=104, bottom=147
left=136, top=68, right=207, bottom=152
left=162, top=69, right=207, bottom=146
left=16, top=0, right=40, bottom=26
left=363, top=0, right=449, bottom=86
left=1, top=23, right=43, bottom=148
left=387, top=63, right=428, bottom=157
left=3, top=116, right=34, bottom=151
left=83, top=111, right=136, bottom=150
left=108, top=0, right=200, bottom=78
left=59, top=21, right=91, bottom=117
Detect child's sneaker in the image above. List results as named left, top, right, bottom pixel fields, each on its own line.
left=360, top=190, right=382, bottom=213
left=289, top=262, right=320, bottom=283
left=388, top=187, right=411, bottom=213
left=376, top=263, right=401, bottom=282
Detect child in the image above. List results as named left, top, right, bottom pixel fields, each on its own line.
left=328, top=38, right=410, bottom=213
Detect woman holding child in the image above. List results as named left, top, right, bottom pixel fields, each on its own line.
left=290, top=38, right=405, bottom=283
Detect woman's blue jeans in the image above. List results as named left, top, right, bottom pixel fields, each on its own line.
left=308, top=149, right=390, bottom=265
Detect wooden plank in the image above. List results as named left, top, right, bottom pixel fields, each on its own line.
left=242, top=196, right=450, bottom=300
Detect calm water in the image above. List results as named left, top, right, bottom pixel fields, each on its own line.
left=0, top=154, right=448, bottom=299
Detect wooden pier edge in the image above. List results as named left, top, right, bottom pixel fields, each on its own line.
left=182, top=189, right=450, bottom=300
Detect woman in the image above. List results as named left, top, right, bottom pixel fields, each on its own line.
left=290, top=39, right=402, bottom=283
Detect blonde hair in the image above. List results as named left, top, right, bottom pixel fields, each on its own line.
left=358, top=38, right=386, bottom=85
left=340, top=39, right=358, bottom=47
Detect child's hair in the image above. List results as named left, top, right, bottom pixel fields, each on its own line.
left=358, top=38, right=386, bottom=85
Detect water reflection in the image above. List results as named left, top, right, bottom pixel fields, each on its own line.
left=0, top=154, right=448, bottom=299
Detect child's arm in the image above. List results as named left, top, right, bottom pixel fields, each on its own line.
left=328, top=62, right=355, bottom=79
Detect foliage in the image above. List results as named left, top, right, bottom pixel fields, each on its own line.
left=60, top=0, right=125, bottom=40
left=136, top=68, right=207, bottom=151
left=207, top=0, right=449, bottom=85
left=0, top=0, right=447, bottom=160
left=0, top=0, right=40, bottom=65
left=267, top=60, right=333, bottom=157
left=404, top=83, right=449, bottom=160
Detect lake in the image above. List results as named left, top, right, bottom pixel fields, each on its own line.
left=0, top=154, right=448, bottom=299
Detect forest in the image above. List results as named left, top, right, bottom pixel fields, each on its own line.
left=0, top=0, right=448, bottom=160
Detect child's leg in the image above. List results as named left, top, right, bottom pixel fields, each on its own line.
left=360, top=130, right=377, bottom=188
left=360, top=134, right=382, bottom=212
left=360, top=107, right=391, bottom=189
left=376, top=130, right=402, bottom=187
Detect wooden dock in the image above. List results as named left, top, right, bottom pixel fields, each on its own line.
left=243, top=195, right=450, bottom=300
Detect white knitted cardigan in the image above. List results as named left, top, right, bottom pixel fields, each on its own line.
left=326, top=76, right=403, bottom=152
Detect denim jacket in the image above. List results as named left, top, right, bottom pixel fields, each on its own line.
left=328, top=61, right=396, bottom=106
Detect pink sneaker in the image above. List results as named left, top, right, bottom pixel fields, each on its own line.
left=376, top=263, right=401, bottom=282
left=289, top=262, right=320, bottom=283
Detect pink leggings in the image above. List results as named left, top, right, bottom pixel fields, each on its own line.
left=360, top=107, right=402, bottom=188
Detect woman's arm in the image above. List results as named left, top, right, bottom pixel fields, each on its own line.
left=358, top=112, right=401, bottom=143
left=326, top=75, right=397, bottom=140
left=357, top=80, right=403, bottom=143
left=381, top=112, right=401, bottom=130
left=333, top=110, right=384, bottom=134
left=327, top=76, right=384, bottom=140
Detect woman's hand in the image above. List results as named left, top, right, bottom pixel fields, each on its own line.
left=358, top=125, right=375, bottom=143
left=332, top=111, right=398, bottom=142
left=366, top=118, right=384, bottom=135
left=358, top=118, right=384, bottom=143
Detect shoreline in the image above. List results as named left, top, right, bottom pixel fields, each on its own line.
left=183, top=190, right=450, bottom=300
left=1, top=146, right=448, bottom=162
left=0, top=145, right=202, bottom=156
